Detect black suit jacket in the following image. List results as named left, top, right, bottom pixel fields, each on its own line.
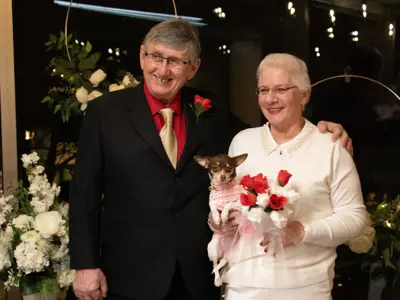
left=69, top=83, right=248, bottom=300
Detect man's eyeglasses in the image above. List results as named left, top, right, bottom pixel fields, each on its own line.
left=144, top=51, right=190, bottom=68
left=255, top=85, right=297, bottom=96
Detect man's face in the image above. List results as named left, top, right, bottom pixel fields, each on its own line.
left=140, top=43, right=200, bottom=104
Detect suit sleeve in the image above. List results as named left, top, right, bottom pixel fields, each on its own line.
left=69, top=100, right=104, bottom=269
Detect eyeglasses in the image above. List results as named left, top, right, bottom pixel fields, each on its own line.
left=255, top=85, right=297, bottom=96
left=144, top=51, right=190, bottom=68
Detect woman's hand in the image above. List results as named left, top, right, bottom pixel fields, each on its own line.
left=208, top=210, right=240, bottom=234
left=260, top=221, right=305, bottom=252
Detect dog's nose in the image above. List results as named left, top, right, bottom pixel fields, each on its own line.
left=220, top=175, right=226, bottom=181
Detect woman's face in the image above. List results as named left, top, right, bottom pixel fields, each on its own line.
left=257, top=67, right=309, bottom=128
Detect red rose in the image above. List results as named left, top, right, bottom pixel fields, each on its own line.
left=252, top=173, right=269, bottom=194
left=277, top=170, right=292, bottom=187
left=194, top=95, right=212, bottom=111
left=240, top=175, right=254, bottom=189
left=269, top=194, right=288, bottom=210
left=240, top=192, right=257, bottom=207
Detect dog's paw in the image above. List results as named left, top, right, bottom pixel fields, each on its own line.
left=214, top=276, right=223, bottom=287
left=212, top=216, right=221, bottom=226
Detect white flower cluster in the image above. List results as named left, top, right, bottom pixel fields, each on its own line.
left=0, top=193, right=14, bottom=226
left=0, top=152, right=74, bottom=291
left=75, top=69, right=139, bottom=111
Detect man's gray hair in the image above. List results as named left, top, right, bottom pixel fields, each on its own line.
left=256, top=53, right=311, bottom=91
left=142, top=18, right=201, bottom=62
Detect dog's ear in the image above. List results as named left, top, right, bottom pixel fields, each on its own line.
left=194, top=156, right=210, bottom=168
left=233, top=153, right=248, bottom=167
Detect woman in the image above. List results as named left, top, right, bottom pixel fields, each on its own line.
left=222, top=53, right=367, bottom=300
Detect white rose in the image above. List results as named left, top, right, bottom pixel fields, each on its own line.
left=348, top=235, right=373, bottom=253
left=122, top=74, right=139, bottom=87
left=247, top=207, right=265, bottom=223
left=269, top=210, right=288, bottom=229
left=256, top=194, right=269, bottom=207
left=12, top=215, right=34, bottom=230
left=75, top=87, right=89, bottom=103
left=108, top=83, right=125, bottom=92
left=88, top=90, right=103, bottom=101
left=89, top=69, right=107, bottom=87
left=34, top=211, right=65, bottom=239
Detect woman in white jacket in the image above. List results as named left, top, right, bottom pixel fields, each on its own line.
left=222, top=53, right=368, bottom=300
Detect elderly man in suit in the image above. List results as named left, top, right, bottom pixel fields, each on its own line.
left=69, top=18, right=352, bottom=300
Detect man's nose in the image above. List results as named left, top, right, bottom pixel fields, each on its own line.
left=159, top=60, right=170, bottom=75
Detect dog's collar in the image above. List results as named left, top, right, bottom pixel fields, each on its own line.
left=210, top=180, right=237, bottom=191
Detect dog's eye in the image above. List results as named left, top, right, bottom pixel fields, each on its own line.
left=211, top=166, right=219, bottom=171
left=225, top=167, right=232, bottom=172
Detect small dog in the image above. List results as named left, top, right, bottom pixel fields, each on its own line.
left=195, top=153, right=248, bottom=287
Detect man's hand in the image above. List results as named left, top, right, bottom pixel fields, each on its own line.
left=73, top=268, right=107, bottom=300
left=317, top=121, right=353, bottom=156
left=260, top=221, right=305, bottom=251
left=208, top=210, right=240, bottom=234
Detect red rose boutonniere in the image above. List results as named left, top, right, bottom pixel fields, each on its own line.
left=192, top=95, right=212, bottom=123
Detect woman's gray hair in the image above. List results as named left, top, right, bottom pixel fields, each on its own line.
left=256, top=53, right=311, bottom=91
left=142, top=18, right=201, bottom=62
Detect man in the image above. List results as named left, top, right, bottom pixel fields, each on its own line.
left=69, top=18, right=352, bottom=300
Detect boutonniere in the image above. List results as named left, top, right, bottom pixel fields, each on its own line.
left=191, top=95, right=212, bottom=124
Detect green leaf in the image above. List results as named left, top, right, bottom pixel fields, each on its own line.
left=78, top=52, right=101, bottom=70
left=85, top=41, right=92, bottom=53
left=383, top=248, right=396, bottom=269
left=44, top=41, right=52, bottom=47
left=77, top=49, right=89, bottom=61
left=49, top=34, right=57, bottom=44
left=394, top=240, right=400, bottom=252
left=54, top=104, right=62, bottom=115
left=41, top=96, right=51, bottom=103
left=67, top=33, right=73, bottom=43
left=52, top=58, right=74, bottom=69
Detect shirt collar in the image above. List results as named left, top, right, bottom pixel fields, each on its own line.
left=261, top=119, right=315, bottom=157
left=143, top=82, right=183, bottom=116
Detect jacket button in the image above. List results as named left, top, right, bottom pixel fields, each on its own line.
left=175, top=213, right=180, bottom=218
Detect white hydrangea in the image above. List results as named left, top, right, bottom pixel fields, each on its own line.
left=53, top=257, right=75, bottom=288
left=14, top=236, right=49, bottom=274
left=21, top=153, right=40, bottom=168
left=0, top=194, right=14, bottom=226
left=12, top=214, right=34, bottom=230
left=0, top=245, right=11, bottom=271
left=75, top=86, right=89, bottom=103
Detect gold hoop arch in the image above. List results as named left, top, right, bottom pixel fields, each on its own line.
left=311, top=74, right=400, bottom=102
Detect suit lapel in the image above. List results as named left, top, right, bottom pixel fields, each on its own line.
left=124, top=83, right=173, bottom=169
left=176, top=87, right=204, bottom=173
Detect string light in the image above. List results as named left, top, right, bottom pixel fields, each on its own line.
left=218, top=45, right=230, bottom=55
left=329, top=9, right=336, bottom=24
left=315, top=47, right=320, bottom=57
left=288, top=2, right=295, bottom=16
left=327, top=27, right=334, bottom=39
left=213, top=7, right=226, bottom=19
left=362, top=2, right=367, bottom=18
left=389, top=23, right=394, bottom=37
left=351, top=31, right=359, bottom=42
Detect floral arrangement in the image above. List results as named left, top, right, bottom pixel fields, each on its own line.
left=346, top=192, right=400, bottom=284
left=41, top=32, right=139, bottom=122
left=0, top=152, right=73, bottom=296
left=191, top=95, right=212, bottom=123
left=239, top=170, right=299, bottom=229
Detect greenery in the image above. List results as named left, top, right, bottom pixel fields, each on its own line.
left=41, top=32, right=138, bottom=122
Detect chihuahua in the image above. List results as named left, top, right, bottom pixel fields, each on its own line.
left=195, top=153, right=248, bottom=287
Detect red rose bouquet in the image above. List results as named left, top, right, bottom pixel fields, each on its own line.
left=239, top=170, right=299, bottom=229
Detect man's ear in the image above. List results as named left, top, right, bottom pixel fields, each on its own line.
left=233, top=154, right=248, bottom=167
left=194, top=155, right=210, bottom=168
